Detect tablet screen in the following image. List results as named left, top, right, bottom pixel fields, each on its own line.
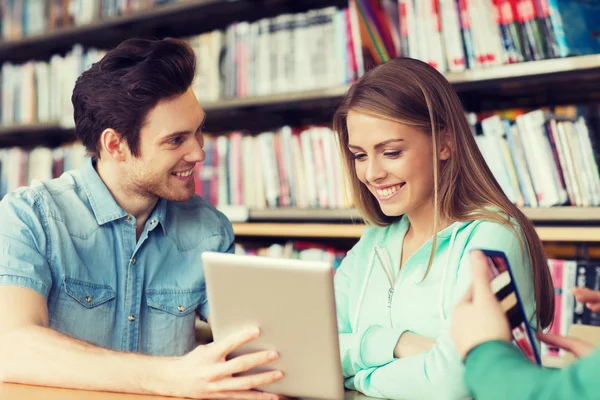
left=480, top=249, right=542, bottom=365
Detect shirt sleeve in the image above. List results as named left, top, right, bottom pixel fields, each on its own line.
left=347, top=220, right=534, bottom=400
left=0, top=190, right=53, bottom=299
left=198, top=209, right=235, bottom=319
left=466, top=340, right=600, bottom=400
left=335, top=242, right=405, bottom=379
left=218, top=211, right=235, bottom=255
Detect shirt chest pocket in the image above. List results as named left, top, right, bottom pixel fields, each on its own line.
left=50, top=277, right=117, bottom=348
left=143, top=288, right=204, bottom=357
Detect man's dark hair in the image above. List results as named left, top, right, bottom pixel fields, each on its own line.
left=72, top=38, right=196, bottom=159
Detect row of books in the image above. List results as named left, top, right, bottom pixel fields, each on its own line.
left=469, top=107, right=600, bottom=207
left=3, top=2, right=600, bottom=117
left=353, top=0, right=600, bottom=73
left=0, top=142, right=87, bottom=198
left=2, top=105, right=600, bottom=208
left=1, top=3, right=354, bottom=125
left=1, top=45, right=106, bottom=126
left=234, top=241, right=347, bottom=270
left=195, top=127, right=352, bottom=210
left=543, top=258, right=600, bottom=361
left=0, top=125, right=352, bottom=210
left=186, top=6, right=357, bottom=101
left=1, top=0, right=181, bottom=40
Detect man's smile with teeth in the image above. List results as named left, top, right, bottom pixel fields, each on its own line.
left=172, top=169, right=193, bottom=177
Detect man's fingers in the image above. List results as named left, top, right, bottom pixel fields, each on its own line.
left=211, top=350, right=280, bottom=380
left=469, top=250, right=494, bottom=299
left=538, top=333, right=593, bottom=357
left=587, top=303, right=600, bottom=313
left=208, top=370, right=284, bottom=393
left=573, top=287, right=600, bottom=307
left=211, top=327, right=261, bottom=358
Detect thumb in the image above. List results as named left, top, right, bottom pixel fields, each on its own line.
left=469, top=250, right=493, bottom=299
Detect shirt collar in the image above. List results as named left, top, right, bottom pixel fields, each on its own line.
left=148, top=198, right=168, bottom=236
left=81, top=158, right=127, bottom=225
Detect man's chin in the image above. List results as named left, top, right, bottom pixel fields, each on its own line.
left=159, top=190, right=195, bottom=203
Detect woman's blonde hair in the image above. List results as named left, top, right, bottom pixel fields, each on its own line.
left=333, top=58, right=554, bottom=329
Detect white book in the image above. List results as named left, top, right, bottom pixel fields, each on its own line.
left=291, top=134, right=309, bottom=208
left=440, top=0, right=466, bottom=72
left=555, top=121, right=583, bottom=206
left=507, top=124, right=538, bottom=207
left=549, top=119, right=578, bottom=206
left=259, top=132, right=280, bottom=208
left=575, top=118, right=600, bottom=206
left=300, top=128, right=318, bottom=208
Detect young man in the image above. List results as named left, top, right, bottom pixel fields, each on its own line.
left=451, top=250, right=600, bottom=400
left=0, top=38, right=282, bottom=399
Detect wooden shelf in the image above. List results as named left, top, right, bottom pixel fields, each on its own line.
left=447, top=54, right=600, bottom=86
left=232, top=223, right=366, bottom=239
left=521, top=207, right=600, bottom=222
left=232, top=222, right=600, bottom=242
left=202, top=85, right=351, bottom=112
left=225, top=207, right=600, bottom=223
left=0, top=122, right=75, bottom=147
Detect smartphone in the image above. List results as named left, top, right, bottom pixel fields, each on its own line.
left=478, top=249, right=542, bottom=365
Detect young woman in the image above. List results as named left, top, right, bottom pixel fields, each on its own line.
left=451, top=250, right=599, bottom=400
left=332, top=58, right=555, bottom=399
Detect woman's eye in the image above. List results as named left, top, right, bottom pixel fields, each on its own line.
left=352, top=153, right=367, bottom=161
left=384, top=151, right=402, bottom=158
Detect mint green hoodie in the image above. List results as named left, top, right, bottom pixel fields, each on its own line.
left=334, top=213, right=537, bottom=400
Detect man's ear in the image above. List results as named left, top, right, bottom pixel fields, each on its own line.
left=439, top=130, right=452, bottom=161
left=100, top=128, right=128, bottom=162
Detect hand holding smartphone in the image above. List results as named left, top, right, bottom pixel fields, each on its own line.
left=478, top=249, right=542, bottom=365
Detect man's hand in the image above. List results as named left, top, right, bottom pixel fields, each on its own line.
left=572, top=287, right=600, bottom=313
left=450, top=250, right=511, bottom=360
left=538, top=333, right=594, bottom=359
left=394, top=332, right=436, bottom=358
left=165, top=327, right=284, bottom=399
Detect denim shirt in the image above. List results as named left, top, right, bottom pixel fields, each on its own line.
left=0, top=158, right=234, bottom=356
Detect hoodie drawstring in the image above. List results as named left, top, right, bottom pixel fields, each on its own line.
left=352, top=249, right=376, bottom=332
left=438, top=225, right=459, bottom=322
left=352, top=224, right=460, bottom=332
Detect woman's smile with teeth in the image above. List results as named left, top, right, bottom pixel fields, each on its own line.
left=375, top=184, right=404, bottom=199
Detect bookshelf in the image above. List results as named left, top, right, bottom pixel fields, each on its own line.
left=4, top=53, right=600, bottom=147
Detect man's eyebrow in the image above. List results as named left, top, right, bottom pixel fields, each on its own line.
left=161, top=115, right=207, bottom=141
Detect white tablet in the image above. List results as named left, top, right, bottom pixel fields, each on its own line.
left=202, top=251, right=344, bottom=400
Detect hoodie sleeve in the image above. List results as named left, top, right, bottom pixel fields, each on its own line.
left=347, top=220, right=534, bottom=400
left=334, top=243, right=405, bottom=378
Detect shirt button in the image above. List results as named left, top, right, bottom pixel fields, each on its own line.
left=128, top=315, right=136, bottom=322
left=130, top=258, right=136, bottom=264
left=151, top=220, right=157, bottom=224
left=177, top=305, right=185, bottom=313
left=85, top=296, right=92, bottom=303
left=125, top=215, right=132, bottom=221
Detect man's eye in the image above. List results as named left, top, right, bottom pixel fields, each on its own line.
left=168, top=137, right=183, bottom=145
